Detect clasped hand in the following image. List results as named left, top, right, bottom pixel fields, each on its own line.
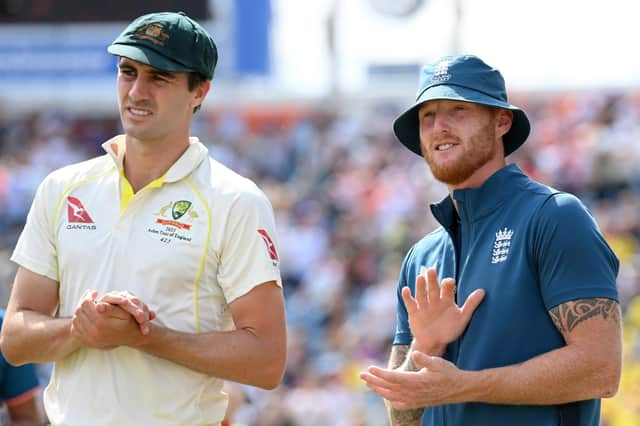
left=70, top=290, right=156, bottom=349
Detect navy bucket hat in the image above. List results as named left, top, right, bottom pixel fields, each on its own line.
left=393, top=55, right=530, bottom=157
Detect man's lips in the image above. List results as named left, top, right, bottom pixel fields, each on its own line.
left=127, top=107, right=152, bottom=117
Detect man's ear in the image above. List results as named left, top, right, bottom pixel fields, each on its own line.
left=496, top=109, right=513, bottom=138
left=191, top=80, right=211, bottom=110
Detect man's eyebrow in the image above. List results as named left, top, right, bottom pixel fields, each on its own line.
left=118, top=58, right=134, bottom=67
left=150, top=70, right=177, bottom=80
left=116, top=59, right=177, bottom=80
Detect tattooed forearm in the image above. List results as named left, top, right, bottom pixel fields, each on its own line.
left=391, top=406, right=423, bottom=425
left=387, top=345, right=423, bottom=426
left=389, top=344, right=420, bottom=371
left=549, top=298, right=621, bottom=333
left=389, top=345, right=410, bottom=369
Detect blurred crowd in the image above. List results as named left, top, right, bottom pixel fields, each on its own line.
left=0, top=90, right=638, bottom=425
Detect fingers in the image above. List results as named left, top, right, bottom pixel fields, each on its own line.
left=460, top=288, right=486, bottom=321
left=414, top=273, right=426, bottom=305
left=401, top=286, right=417, bottom=315
left=411, top=352, right=446, bottom=371
left=360, top=370, right=397, bottom=390
left=360, top=372, right=404, bottom=405
left=98, top=292, right=155, bottom=335
left=364, top=366, right=421, bottom=384
left=77, top=290, right=98, bottom=310
left=99, top=293, right=151, bottom=324
left=360, top=367, right=431, bottom=410
left=76, top=290, right=98, bottom=320
left=440, top=278, right=456, bottom=301
left=426, top=267, right=440, bottom=304
left=94, top=302, right=133, bottom=320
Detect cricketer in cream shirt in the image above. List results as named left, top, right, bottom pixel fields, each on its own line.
left=11, top=137, right=282, bottom=425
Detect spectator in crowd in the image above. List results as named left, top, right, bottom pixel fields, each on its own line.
left=0, top=309, right=43, bottom=426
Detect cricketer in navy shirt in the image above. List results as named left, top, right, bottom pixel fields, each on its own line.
left=360, top=55, right=621, bottom=426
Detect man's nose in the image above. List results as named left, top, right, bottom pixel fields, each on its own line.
left=128, top=77, right=150, bottom=101
left=432, top=113, right=451, bottom=133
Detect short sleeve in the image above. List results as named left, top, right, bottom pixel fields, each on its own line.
left=217, top=188, right=282, bottom=303
left=393, top=246, right=414, bottom=345
left=11, top=174, right=59, bottom=281
left=534, top=193, right=619, bottom=309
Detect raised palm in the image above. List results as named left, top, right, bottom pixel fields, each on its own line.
left=402, top=267, right=485, bottom=354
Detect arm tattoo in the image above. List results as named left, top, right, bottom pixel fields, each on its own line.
left=391, top=406, right=423, bottom=426
left=387, top=345, right=424, bottom=425
left=388, top=345, right=409, bottom=369
left=549, top=298, right=621, bottom=334
left=389, top=345, right=420, bottom=371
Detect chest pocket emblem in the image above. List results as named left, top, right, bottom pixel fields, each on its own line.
left=172, top=200, right=192, bottom=220
left=154, top=200, right=198, bottom=231
left=492, top=228, right=513, bottom=264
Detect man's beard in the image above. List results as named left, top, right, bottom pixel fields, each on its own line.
left=423, top=122, right=498, bottom=185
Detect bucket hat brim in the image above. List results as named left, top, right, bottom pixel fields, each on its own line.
left=393, top=84, right=530, bottom=157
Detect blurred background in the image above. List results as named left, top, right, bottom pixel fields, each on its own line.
left=1, top=0, right=639, bottom=425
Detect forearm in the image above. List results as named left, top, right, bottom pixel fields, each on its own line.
left=388, top=356, right=423, bottom=426
left=387, top=343, right=441, bottom=426
left=1, top=309, right=81, bottom=365
left=465, top=344, right=620, bottom=405
left=134, top=324, right=285, bottom=389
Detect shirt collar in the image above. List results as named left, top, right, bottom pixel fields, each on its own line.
left=430, top=164, right=528, bottom=228
left=101, top=135, right=209, bottom=183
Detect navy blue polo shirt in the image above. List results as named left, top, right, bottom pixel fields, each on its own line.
left=394, top=164, right=619, bottom=426
left=0, top=310, right=39, bottom=406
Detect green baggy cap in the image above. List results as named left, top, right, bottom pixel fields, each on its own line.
left=108, top=11, right=218, bottom=80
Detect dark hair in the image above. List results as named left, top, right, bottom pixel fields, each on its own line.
left=188, top=72, right=209, bottom=113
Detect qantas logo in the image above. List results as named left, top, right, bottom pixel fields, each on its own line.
left=67, top=196, right=94, bottom=223
left=258, top=229, right=279, bottom=263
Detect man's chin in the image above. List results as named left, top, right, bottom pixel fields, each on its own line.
left=122, top=125, right=153, bottom=141
left=429, top=165, right=474, bottom=186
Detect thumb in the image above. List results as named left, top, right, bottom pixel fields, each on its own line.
left=411, top=352, right=447, bottom=370
left=460, top=288, right=485, bottom=321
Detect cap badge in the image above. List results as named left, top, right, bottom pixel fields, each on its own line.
left=431, top=60, right=451, bottom=84
left=133, top=23, right=170, bottom=46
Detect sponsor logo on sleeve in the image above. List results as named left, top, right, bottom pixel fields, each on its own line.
left=258, top=229, right=279, bottom=266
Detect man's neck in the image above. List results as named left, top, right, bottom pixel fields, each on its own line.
left=123, top=136, right=191, bottom=192
left=447, top=159, right=508, bottom=211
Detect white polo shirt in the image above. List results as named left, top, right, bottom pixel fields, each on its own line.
left=11, top=136, right=282, bottom=426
